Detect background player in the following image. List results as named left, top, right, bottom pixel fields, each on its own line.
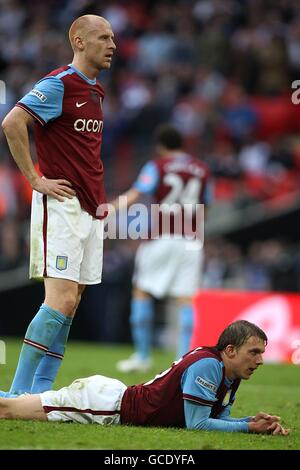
left=114, top=124, right=212, bottom=372
left=0, top=15, right=116, bottom=397
left=0, top=320, right=289, bottom=435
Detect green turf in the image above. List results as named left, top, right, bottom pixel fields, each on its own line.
left=0, top=339, right=299, bottom=450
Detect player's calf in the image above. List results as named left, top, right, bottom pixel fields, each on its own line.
left=0, top=397, right=13, bottom=419
left=0, top=395, right=47, bottom=421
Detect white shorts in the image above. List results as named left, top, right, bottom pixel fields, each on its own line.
left=41, top=375, right=127, bottom=424
left=133, top=237, right=203, bottom=299
left=30, top=191, right=104, bottom=284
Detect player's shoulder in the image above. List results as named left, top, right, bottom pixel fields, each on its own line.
left=33, top=66, right=72, bottom=90
left=44, top=65, right=90, bottom=85
left=153, top=153, right=210, bottom=176
left=152, top=155, right=174, bottom=170
left=188, top=154, right=211, bottom=174
left=185, top=356, right=223, bottom=383
left=185, top=347, right=223, bottom=370
left=45, top=65, right=71, bottom=80
left=150, top=154, right=162, bottom=164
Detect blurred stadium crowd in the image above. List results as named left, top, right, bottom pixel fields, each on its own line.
left=1, top=0, right=300, bottom=292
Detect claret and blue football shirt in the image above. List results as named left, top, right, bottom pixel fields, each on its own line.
left=17, top=64, right=106, bottom=218
left=120, top=347, right=250, bottom=432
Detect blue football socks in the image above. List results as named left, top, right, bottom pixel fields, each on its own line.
left=130, top=298, right=154, bottom=360
left=177, top=304, right=194, bottom=359
left=9, top=304, right=68, bottom=395
left=0, top=391, right=18, bottom=398
left=31, top=315, right=73, bottom=393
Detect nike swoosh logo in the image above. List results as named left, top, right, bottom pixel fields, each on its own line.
left=76, top=101, right=88, bottom=108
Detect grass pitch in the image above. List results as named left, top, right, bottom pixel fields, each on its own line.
left=0, top=339, right=299, bottom=450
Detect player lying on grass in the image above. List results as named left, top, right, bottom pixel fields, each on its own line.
left=0, top=320, right=289, bottom=435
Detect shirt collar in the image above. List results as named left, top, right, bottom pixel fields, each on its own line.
left=69, top=64, right=96, bottom=85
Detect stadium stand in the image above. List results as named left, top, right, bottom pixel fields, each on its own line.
left=1, top=0, right=300, bottom=339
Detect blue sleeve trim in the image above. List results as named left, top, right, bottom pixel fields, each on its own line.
left=15, top=103, right=46, bottom=126
left=133, top=161, right=159, bottom=195
left=183, top=393, right=214, bottom=406
left=184, top=401, right=249, bottom=432
left=18, top=76, right=64, bottom=124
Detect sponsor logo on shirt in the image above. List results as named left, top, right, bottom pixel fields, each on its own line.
left=196, top=376, right=217, bottom=393
left=29, top=89, right=47, bottom=102
left=76, top=101, right=88, bottom=108
left=74, top=119, right=103, bottom=133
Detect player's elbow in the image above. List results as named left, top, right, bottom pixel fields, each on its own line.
left=186, top=418, right=208, bottom=431
left=1, top=115, right=9, bottom=133
left=1, top=108, right=25, bottom=137
left=1, top=113, right=15, bottom=136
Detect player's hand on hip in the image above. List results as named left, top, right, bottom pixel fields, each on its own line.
left=32, top=176, right=76, bottom=201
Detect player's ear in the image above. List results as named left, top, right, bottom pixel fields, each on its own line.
left=224, top=344, right=236, bottom=358
left=74, top=35, right=84, bottom=51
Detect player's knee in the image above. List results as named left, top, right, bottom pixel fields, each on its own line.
left=177, top=296, right=192, bottom=306
left=132, top=288, right=150, bottom=300
left=59, top=293, right=78, bottom=316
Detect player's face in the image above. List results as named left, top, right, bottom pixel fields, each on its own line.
left=84, top=23, right=116, bottom=70
left=229, top=336, right=265, bottom=380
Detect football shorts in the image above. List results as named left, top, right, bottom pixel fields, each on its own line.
left=133, top=236, right=203, bottom=298
left=30, top=190, right=104, bottom=284
left=41, top=375, right=127, bottom=424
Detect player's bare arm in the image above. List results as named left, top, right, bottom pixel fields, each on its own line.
left=1, top=107, right=76, bottom=202
left=110, top=188, right=141, bottom=211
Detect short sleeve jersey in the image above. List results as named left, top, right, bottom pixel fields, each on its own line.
left=133, top=153, right=212, bottom=237
left=17, top=64, right=106, bottom=218
left=120, top=347, right=240, bottom=427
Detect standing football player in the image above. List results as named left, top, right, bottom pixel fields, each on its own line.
left=114, top=124, right=212, bottom=372
left=0, top=15, right=116, bottom=396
